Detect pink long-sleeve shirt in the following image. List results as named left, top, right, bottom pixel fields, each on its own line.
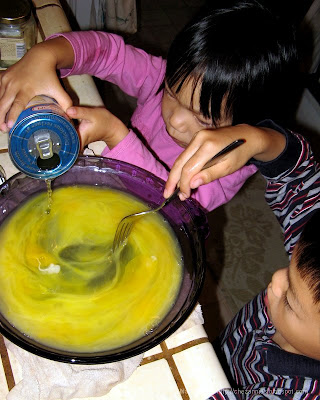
left=50, top=31, right=257, bottom=212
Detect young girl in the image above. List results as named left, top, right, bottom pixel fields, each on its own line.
left=0, top=0, right=297, bottom=212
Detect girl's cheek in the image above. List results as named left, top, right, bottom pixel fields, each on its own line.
left=161, top=97, right=171, bottom=118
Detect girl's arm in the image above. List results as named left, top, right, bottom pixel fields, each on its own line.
left=0, top=37, right=75, bottom=131
left=101, top=129, right=171, bottom=182
left=51, top=31, right=166, bottom=103
left=0, top=30, right=165, bottom=134
left=102, top=127, right=257, bottom=212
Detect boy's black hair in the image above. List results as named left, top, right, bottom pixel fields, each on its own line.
left=295, top=210, right=320, bottom=305
left=165, top=0, right=299, bottom=127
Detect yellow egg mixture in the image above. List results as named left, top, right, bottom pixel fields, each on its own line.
left=0, top=186, right=182, bottom=352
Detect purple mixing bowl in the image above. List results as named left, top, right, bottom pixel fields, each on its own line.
left=0, top=156, right=208, bottom=364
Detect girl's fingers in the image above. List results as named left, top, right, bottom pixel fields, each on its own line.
left=67, top=108, right=90, bottom=145
left=164, top=158, right=183, bottom=195
left=0, top=78, right=72, bottom=130
left=0, top=91, right=29, bottom=130
left=165, top=134, right=216, bottom=198
left=0, top=71, right=7, bottom=99
left=0, top=73, right=28, bottom=126
left=166, top=139, right=239, bottom=198
left=0, top=122, right=8, bottom=132
left=189, top=166, right=222, bottom=189
left=177, top=142, right=219, bottom=195
left=166, top=127, right=255, bottom=200
left=77, top=122, right=90, bottom=149
left=5, top=90, right=72, bottom=130
left=164, top=154, right=192, bottom=198
left=164, top=176, right=180, bottom=199
left=5, top=96, right=30, bottom=129
left=66, top=106, right=80, bottom=119
left=0, top=93, right=15, bottom=128
left=50, top=90, right=73, bottom=113
left=67, top=107, right=102, bottom=149
left=190, top=174, right=204, bottom=190
left=67, top=106, right=94, bottom=120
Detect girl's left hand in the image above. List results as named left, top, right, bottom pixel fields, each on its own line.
left=164, top=124, right=286, bottom=200
left=66, top=106, right=129, bottom=150
left=164, top=128, right=249, bottom=200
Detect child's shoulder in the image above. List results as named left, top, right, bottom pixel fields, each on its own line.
left=221, top=290, right=271, bottom=342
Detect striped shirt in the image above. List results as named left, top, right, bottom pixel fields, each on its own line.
left=208, top=122, right=320, bottom=400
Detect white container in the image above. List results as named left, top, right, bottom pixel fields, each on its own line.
left=0, top=0, right=37, bottom=68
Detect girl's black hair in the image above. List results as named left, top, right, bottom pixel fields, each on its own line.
left=165, top=0, right=299, bottom=127
left=295, top=210, right=320, bottom=305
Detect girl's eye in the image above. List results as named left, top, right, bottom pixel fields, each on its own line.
left=195, top=116, right=212, bottom=128
left=283, top=292, right=293, bottom=311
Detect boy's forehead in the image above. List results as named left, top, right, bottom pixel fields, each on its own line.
left=290, top=255, right=320, bottom=315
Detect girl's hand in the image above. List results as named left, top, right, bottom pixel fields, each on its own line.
left=164, top=124, right=286, bottom=199
left=0, top=38, right=74, bottom=132
left=66, top=106, right=129, bottom=150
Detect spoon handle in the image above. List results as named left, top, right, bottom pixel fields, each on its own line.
left=202, top=138, right=245, bottom=170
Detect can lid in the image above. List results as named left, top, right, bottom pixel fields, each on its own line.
left=9, top=112, right=80, bottom=179
left=0, top=0, right=31, bottom=25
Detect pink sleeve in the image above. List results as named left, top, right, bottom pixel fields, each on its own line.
left=102, top=132, right=257, bottom=212
left=101, top=130, right=170, bottom=181
left=47, top=31, right=166, bottom=104
left=192, top=165, right=257, bottom=211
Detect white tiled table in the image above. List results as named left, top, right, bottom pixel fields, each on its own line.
left=0, top=319, right=230, bottom=400
left=0, top=1, right=231, bottom=398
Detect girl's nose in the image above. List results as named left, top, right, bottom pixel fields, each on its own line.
left=169, top=108, right=189, bottom=132
left=270, top=267, right=289, bottom=299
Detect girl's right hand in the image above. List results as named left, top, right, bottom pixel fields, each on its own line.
left=0, top=38, right=74, bottom=132
left=164, top=127, right=252, bottom=200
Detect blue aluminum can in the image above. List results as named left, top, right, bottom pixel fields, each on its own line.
left=9, top=95, right=80, bottom=179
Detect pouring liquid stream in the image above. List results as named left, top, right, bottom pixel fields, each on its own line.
left=45, top=179, right=53, bottom=214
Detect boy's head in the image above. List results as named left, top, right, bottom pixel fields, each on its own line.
left=164, top=0, right=298, bottom=134
left=266, top=211, right=320, bottom=360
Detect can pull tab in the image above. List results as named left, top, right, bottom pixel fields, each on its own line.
left=34, top=132, right=53, bottom=159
